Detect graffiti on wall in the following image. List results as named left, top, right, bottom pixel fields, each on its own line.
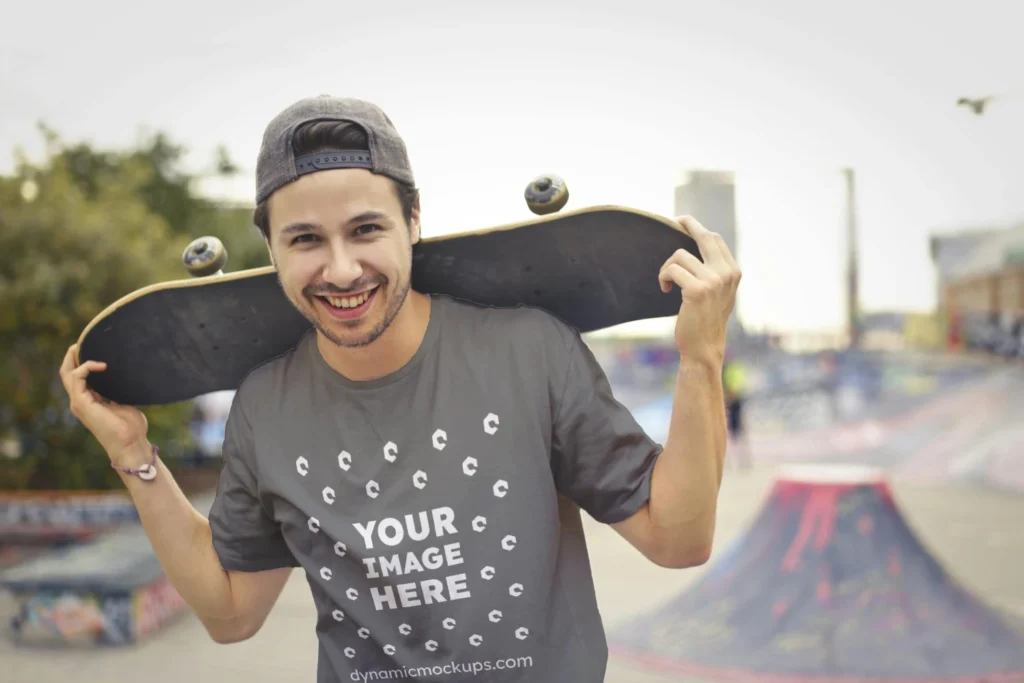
left=14, top=591, right=134, bottom=645
left=12, top=577, right=188, bottom=645
left=134, top=576, right=187, bottom=639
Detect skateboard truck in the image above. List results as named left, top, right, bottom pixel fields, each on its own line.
left=525, top=174, right=569, bottom=215
left=182, top=236, right=228, bottom=277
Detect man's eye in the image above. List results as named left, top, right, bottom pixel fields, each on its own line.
left=355, top=224, right=382, bottom=235
left=291, top=234, right=317, bottom=245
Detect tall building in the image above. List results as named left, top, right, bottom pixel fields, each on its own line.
left=673, top=170, right=743, bottom=335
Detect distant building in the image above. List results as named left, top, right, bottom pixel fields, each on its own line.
left=674, top=170, right=738, bottom=258
left=854, top=311, right=942, bottom=351
left=674, top=170, right=743, bottom=337
left=930, top=222, right=1024, bottom=347
left=930, top=227, right=1005, bottom=310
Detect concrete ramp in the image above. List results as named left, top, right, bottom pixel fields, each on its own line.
left=609, top=464, right=1024, bottom=681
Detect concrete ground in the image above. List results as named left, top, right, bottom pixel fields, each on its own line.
left=3, top=462, right=1024, bottom=683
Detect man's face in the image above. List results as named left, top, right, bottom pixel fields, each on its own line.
left=265, top=168, right=420, bottom=349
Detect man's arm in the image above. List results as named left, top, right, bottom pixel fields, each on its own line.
left=115, top=444, right=293, bottom=643
left=611, top=355, right=725, bottom=568
left=612, top=214, right=739, bottom=568
left=58, top=346, right=292, bottom=643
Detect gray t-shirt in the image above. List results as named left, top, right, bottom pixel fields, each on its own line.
left=208, top=294, right=662, bottom=682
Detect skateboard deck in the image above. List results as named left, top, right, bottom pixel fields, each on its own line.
left=76, top=205, right=699, bottom=406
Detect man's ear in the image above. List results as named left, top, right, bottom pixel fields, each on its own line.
left=409, top=192, right=422, bottom=245
left=264, top=237, right=277, bottom=268
left=257, top=200, right=277, bottom=268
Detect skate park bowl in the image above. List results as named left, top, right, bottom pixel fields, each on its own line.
left=608, top=463, right=1024, bottom=682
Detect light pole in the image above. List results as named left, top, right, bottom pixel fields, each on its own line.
left=844, top=167, right=860, bottom=349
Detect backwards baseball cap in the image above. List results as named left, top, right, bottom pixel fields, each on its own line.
left=254, top=94, right=415, bottom=205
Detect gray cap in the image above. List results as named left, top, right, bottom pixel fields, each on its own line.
left=254, top=95, right=414, bottom=205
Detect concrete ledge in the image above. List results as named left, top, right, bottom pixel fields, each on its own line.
left=0, top=496, right=218, bottom=647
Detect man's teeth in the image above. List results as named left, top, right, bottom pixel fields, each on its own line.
left=325, top=289, right=374, bottom=309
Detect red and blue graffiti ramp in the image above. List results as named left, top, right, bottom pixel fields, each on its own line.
left=608, top=464, right=1024, bottom=682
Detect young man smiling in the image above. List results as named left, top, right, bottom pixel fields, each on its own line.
left=60, top=95, right=741, bottom=682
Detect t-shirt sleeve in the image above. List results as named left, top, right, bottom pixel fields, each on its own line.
left=207, top=392, right=299, bottom=573
left=549, top=323, right=663, bottom=524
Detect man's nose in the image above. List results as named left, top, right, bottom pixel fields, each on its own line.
left=321, top=242, right=363, bottom=288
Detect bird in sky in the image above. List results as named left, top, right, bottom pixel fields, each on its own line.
left=956, top=96, right=995, bottom=115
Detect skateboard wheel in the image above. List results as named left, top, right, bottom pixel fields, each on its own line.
left=524, top=174, right=569, bottom=215
left=182, top=236, right=228, bottom=277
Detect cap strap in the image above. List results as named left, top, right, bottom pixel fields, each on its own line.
left=295, top=151, right=373, bottom=176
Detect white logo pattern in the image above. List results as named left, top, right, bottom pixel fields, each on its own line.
left=483, top=413, right=499, bottom=434
left=338, top=451, right=352, bottom=471
left=298, top=412, right=530, bottom=659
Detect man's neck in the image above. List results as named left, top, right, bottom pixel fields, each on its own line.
left=316, top=291, right=433, bottom=382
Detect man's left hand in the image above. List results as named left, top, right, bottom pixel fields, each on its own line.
left=658, top=215, right=741, bottom=362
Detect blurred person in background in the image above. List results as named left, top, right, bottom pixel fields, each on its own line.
left=723, top=350, right=752, bottom=468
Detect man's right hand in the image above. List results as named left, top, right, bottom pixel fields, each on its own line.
left=60, top=344, right=151, bottom=467
left=58, top=344, right=291, bottom=643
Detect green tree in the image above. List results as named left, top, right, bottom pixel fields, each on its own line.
left=0, top=126, right=263, bottom=490
left=47, top=124, right=270, bottom=273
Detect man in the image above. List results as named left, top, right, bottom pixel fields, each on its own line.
left=60, top=95, right=740, bottom=682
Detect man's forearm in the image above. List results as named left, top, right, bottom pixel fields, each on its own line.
left=646, top=354, right=726, bottom=560
left=115, top=445, right=239, bottom=623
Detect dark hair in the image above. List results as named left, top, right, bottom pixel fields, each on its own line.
left=253, top=120, right=419, bottom=239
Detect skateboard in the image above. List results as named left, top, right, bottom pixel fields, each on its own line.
left=76, top=175, right=700, bottom=406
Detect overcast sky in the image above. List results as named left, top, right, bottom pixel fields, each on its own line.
left=3, top=0, right=1022, bottom=336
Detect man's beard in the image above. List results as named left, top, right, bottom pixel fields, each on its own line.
left=275, top=244, right=416, bottom=349
left=313, top=274, right=412, bottom=349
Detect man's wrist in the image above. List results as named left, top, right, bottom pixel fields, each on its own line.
left=110, top=441, right=156, bottom=470
left=678, top=351, right=722, bottom=376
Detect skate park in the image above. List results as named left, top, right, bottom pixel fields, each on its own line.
left=603, top=347, right=1024, bottom=682
left=4, top=339, right=1024, bottom=683
left=4, top=5, right=1024, bottom=682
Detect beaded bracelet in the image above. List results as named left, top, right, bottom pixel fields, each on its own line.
left=111, top=444, right=159, bottom=481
